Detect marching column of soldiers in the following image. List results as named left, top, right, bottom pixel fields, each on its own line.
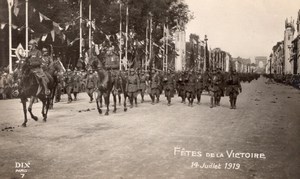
left=54, top=68, right=257, bottom=109
left=9, top=39, right=259, bottom=110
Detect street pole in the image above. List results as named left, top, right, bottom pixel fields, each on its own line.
left=25, top=0, right=28, bottom=57
left=88, top=0, right=92, bottom=58
left=166, top=24, right=168, bottom=72
left=204, top=35, right=208, bottom=72
left=119, top=2, right=122, bottom=71
left=149, top=13, right=152, bottom=69
left=79, top=0, right=82, bottom=58
left=8, top=0, right=13, bottom=73
left=145, top=17, right=148, bottom=71
left=125, top=3, right=128, bottom=70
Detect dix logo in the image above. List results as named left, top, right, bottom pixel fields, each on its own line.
left=15, top=162, right=30, bottom=178
left=15, top=162, right=31, bottom=169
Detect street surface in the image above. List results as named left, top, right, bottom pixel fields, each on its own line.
left=0, top=77, right=299, bottom=179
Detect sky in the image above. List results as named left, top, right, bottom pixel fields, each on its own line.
left=184, top=0, right=300, bottom=61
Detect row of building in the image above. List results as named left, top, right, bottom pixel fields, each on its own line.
left=267, top=10, right=300, bottom=75
left=183, top=33, right=260, bottom=73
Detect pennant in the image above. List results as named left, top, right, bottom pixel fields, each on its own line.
left=42, top=14, right=50, bottom=21
left=12, top=24, right=18, bottom=29
left=58, top=25, right=64, bottom=31
left=65, top=25, right=70, bottom=31
left=0, top=24, right=6, bottom=29
left=95, top=44, right=100, bottom=55
left=53, top=22, right=62, bottom=35
left=13, top=0, right=20, bottom=17
left=41, top=34, right=48, bottom=41
left=51, top=30, right=55, bottom=42
left=92, top=20, right=96, bottom=30
left=39, top=12, right=43, bottom=22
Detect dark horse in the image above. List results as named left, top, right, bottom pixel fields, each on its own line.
left=111, top=71, right=128, bottom=113
left=92, top=59, right=114, bottom=115
left=18, top=58, right=55, bottom=127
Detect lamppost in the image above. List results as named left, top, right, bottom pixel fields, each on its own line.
left=204, top=35, right=208, bottom=72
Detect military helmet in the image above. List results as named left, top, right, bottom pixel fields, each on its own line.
left=130, top=68, right=135, bottom=72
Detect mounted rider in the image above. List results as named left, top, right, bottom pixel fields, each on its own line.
left=26, top=39, right=50, bottom=96
left=41, top=47, right=53, bottom=71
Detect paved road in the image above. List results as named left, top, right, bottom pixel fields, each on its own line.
left=0, top=77, right=299, bottom=179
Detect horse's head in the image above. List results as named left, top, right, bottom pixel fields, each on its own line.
left=49, top=59, right=66, bottom=75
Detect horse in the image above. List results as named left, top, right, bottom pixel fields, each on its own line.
left=111, top=71, right=128, bottom=113
left=18, top=58, right=55, bottom=127
left=92, top=59, right=114, bottom=115
left=44, top=59, right=65, bottom=109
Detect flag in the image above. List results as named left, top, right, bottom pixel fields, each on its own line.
left=0, top=24, right=6, bottom=29
left=13, top=0, right=20, bottom=16
left=50, top=30, right=55, bottom=42
left=39, top=12, right=43, bottom=22
left=41, top=34, right=48, bottom=41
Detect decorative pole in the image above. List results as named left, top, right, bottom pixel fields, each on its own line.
left=149, top=12, right=153, bottom=69
left=125, top=2, right=129, bottom=70
left=25, top=0, right=28, bottom=57
left=119, top=2, right=122, bottom=70
left=79, top=0, right=82, bottom=58
left=88, top=0, right=92, bottom=57
left=7, top=0, right=13, bottom=73
left=204, top=35, right=208, bottom=72
left=144, top=16, right=148, bottom=71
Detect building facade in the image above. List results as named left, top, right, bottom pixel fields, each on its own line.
left=291, top=10, right=300, bottom=74
left=283, top=18, right=295, bottom=74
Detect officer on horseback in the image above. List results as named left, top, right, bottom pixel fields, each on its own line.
left=41, top=47, right=53, bottom=71
left=27, top=39, right=50, bottom=96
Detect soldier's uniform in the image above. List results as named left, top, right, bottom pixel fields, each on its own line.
left=27, top=40, right=50, bottom=96
left=209, top=69, right=221, bottom=108
left=185, top=70, right=196, bottom=106
left=177, top=72, right=186, bottom=103
left=215, top=68, right=225, bottom=106
left=73, top=71, right=81, bottom=101
left=149, top=69, right=161, bottom=104
left=64, top=69, right=74, bottom=103
left=203, top=71, right=210, bottom=92
left=195, top=71, right=204, bottom=104
left=226, top=70, right=242, bottom=109
left=163, top=70, right=176, bottom=106
left=86, top=69, right=97, bottom=103
left=126, top=68, right=140, bottom=108
left=55, top=72, right=64, bottom=103
left=41, top=48, right=53, bottom=71
left=138, top=71, right=148, bottom=103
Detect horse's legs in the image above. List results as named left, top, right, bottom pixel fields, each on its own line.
left=141, top=92, right=144, bottom=103
left=99, top=94, right=103, bottom=108
left=21, top=98, right=28, bottom=127
left=41, top=97, right=49, bottom=122
left=73, top=92, right=77, bottom=101
left=134, top=96, right=137, bottom=107
left=117, top=93, right=121, bottom=105
left=113, top=94, right=117, bottom=113
left=104, top=93, right=110, bottom=115
left=49, top=84, right=57, bottom=109
left=123, top=93, right=127, bottom=112
left=96, top=91, right=102, bottom=114
left=28, top=97, right=38, bottom=121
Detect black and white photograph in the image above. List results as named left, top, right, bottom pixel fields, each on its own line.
left=0, top=0, right=300, bottom=178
